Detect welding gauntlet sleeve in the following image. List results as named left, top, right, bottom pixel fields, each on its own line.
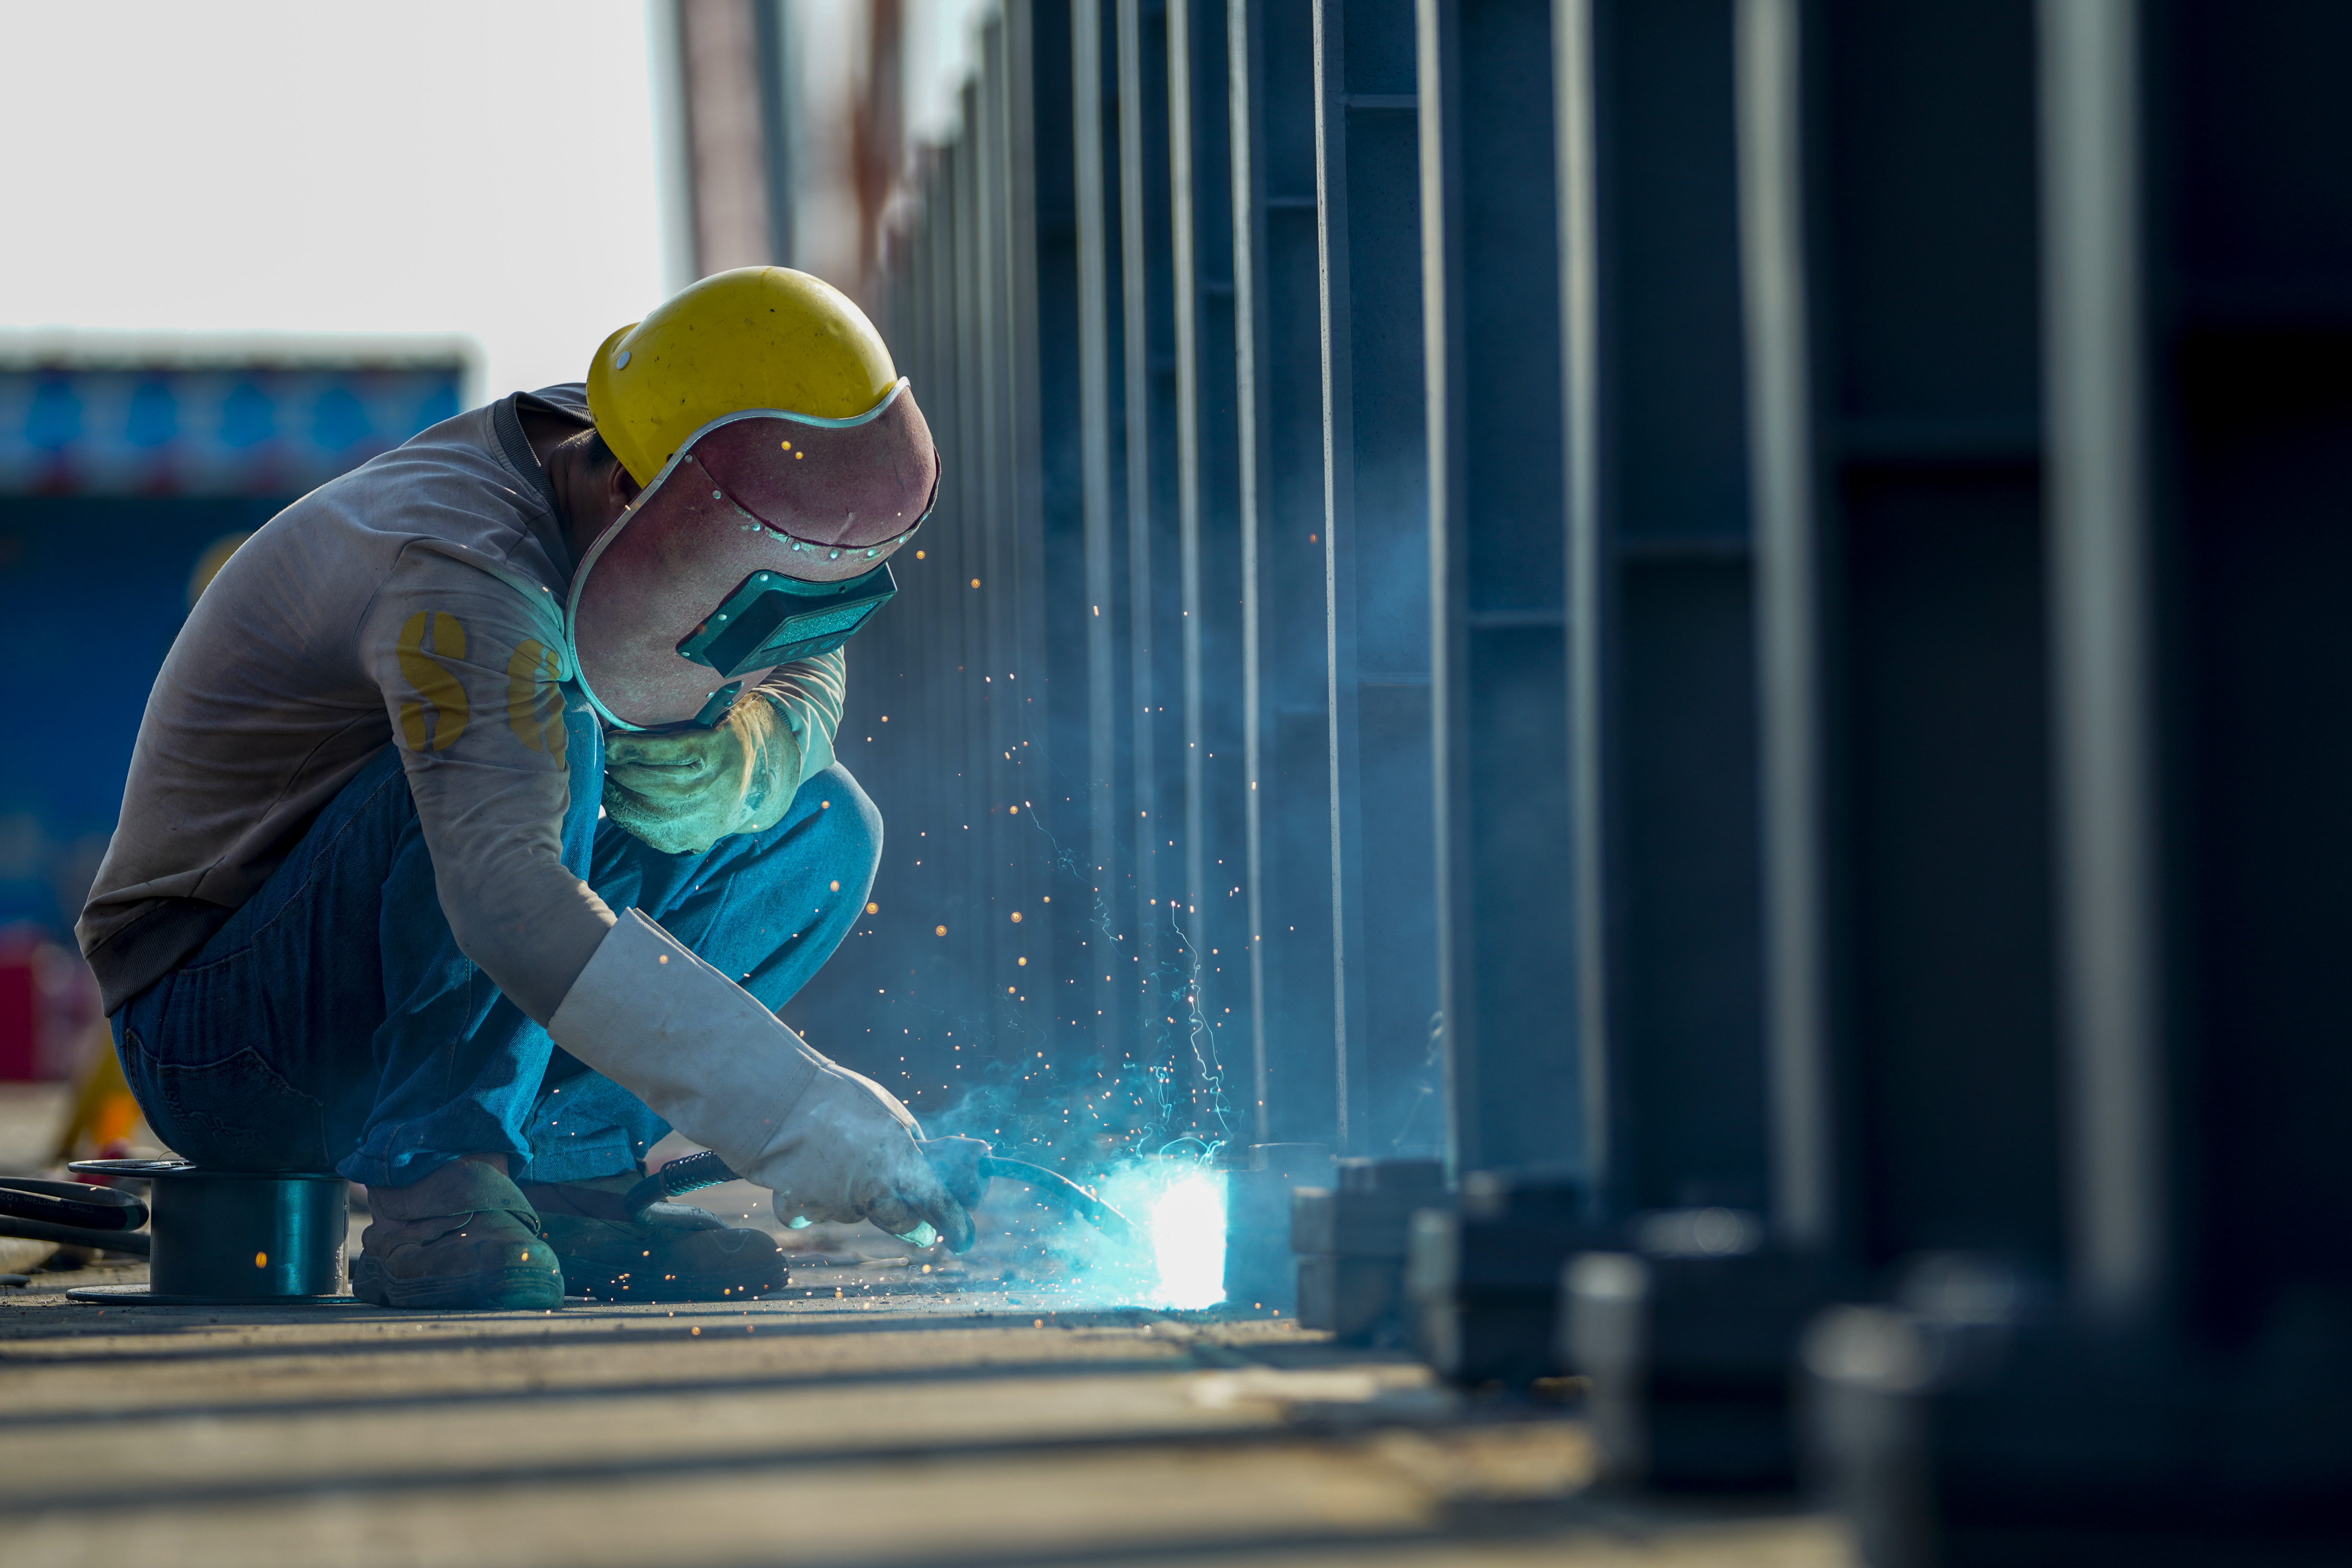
left=546, top=910, right=974, bottom=1250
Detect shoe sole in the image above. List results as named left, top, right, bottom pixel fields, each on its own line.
left=352, top=1254, right=567, bottom=1311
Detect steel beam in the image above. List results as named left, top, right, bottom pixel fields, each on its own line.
left=1567, top=0, right=1769, bottom=1221
left=1314, top=0, right=1437, bottom=1157
left=1421, top=0, right=1578, bottom=1180
left=1231, top=0, right=1339, bottom=1146
left=1074, top=0, right=1123, bottom=1064
left=1170, top=0, right=1251, bottom=1131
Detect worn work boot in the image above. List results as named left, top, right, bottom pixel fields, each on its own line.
left=354, top=1159, right=565, bottom=1311
left=519, top=1174, right=786, bottom=1302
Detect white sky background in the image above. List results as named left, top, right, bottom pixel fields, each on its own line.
left=902, top=0, right=990, bottom=146
left=0, top=2, right=668, bottom=403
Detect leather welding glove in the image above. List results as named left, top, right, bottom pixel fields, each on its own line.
left=603, top=695, right=802, bottom=856
left=762, top=1065, right=976, bottom=1250
left=548, top=910, right=976, bottom=1251
left=918, top=1136, right=991, bottom=1214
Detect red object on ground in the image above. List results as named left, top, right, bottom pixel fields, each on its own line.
left=0, top=925, right=100, bottom=1081
left=0, top=943, right=33, bottom=1079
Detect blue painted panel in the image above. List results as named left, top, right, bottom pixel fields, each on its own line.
left=0, top=361, right=466, bottom=935
left=0, top=365, right=463, bottom=498
left=0, top=495, right=289, bottom=932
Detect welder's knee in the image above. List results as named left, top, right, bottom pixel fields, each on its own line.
left=802, top=764, right=883, bottom=888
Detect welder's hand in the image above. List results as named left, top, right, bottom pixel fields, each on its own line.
left=603, top=696, right=802, bottom=855
left=756, top=1065, right=977, bottom=1252
left=918, top=1136, right=991, bottom=1213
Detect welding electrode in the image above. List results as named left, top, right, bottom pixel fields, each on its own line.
left=623, top=1149, right=1138, bottom=1246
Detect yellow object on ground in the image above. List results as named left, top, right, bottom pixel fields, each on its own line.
left=586, top=267, right=900, bottom=487
left=49, top=1023, right=140, bottom=1165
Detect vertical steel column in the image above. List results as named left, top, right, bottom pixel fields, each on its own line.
left=1312, top=0, right=1361, bottom=1151
left=1422, top=0, right=1576, bottom=1178
left=976, top=70, right=1013, bottom=926
left=1228, top=0, right=1273, bottom=1137
left=1172, top=0, right=1208, bottom=950
left=1074, top=0, right=1122, bottom=1060
left=950, top=118, right=994, bottom=1032
left=1116, top=0, right=1162, bottom=1010
left=1027, top=0, right=1097, bottom=1069
left=1742, top=0, right=2060, bottom=1267
left=1561, top=0, right=1770, bottom=1219
left=1171, top=0, right=1249, bottom=1112
left=936, top=131, right=972, bottom=1037
left=1313, top=0, right=1435, bottom=1157
left=1736, top=0, right=1828, bottom=1250
left=1231, top=0, right=1339, bottom=1146
left=1424, top=0, right=1468, bottom=1179
left=2038, top=0, right=2161, bottom=1330
left=1558, top=0, right=1607, bottom=1200
left=1113, top=0, right=1194, bottom=1117
left=2100, top=0, right=2352, bottom=1347
left=986, top=11, right=1055, bottom=1032
left=937, top=130, right=974, bottom=1050
left=998, top=3, right=1050, bottom=760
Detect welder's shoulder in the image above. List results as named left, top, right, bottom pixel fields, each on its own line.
left=239, top=399, right=563, bottom=607
left=523, top=382, right=590, bottom=419
left=326, top=403, right=555, bottom=549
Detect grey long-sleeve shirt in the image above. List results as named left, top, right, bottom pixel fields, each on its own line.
left=78, top=385, right=845, bottom=1018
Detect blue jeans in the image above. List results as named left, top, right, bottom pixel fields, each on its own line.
left=113, top=697, right=881, bottom=1187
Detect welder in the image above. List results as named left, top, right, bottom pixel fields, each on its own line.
left=77, top=268, right=985, bottom=1310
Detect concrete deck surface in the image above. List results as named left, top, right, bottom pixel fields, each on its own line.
left=2, top=1088, right=1851, bottom=1567
left=0, top=1261, right=1847, bottom=1568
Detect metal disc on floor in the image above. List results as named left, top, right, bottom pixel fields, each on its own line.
left=64, top=1283, right=361, bottom=1306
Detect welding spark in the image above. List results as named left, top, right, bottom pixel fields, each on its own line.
left=1146, top=1169, right=1228, bottom=1308
left=1089, top=1160, right=1227, bottom=1310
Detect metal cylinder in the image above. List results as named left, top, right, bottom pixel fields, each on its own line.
left=145, top=1170, right=348, bottom=1300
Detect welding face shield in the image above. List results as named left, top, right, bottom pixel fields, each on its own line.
left=565, top=379, right=939, bottom=730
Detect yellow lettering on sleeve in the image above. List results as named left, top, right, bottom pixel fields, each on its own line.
left=505, top=639, right=568, bottom=765
left=396, top=610, right=471, bottom=751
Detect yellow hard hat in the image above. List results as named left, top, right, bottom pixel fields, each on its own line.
left=587, top=266, right=899, bottom=488
left=568, top=267, right=939, bottom=731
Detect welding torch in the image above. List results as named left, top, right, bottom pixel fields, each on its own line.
left=624, top=1147, right=1138, bottom=1247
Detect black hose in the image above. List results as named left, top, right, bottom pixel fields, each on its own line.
left=0, top=1178, right=153, bottom=1257
left=0, top=1178, right=148, bottom=1231
left=621, top=1149, right=734, bottom=1216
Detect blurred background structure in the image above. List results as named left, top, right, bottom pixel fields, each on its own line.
left=679, top=0, right=2352, bottom=1554
left=4, top=2, right=2350, bottom=1564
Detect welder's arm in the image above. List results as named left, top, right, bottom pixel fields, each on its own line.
left=751, top=646, right=844, bottom=781
left=364, top=548, right=614, bottom=1024
left=547, top=911, right=974, bottom=1249
left=601, top=649, right=845, bottom=854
